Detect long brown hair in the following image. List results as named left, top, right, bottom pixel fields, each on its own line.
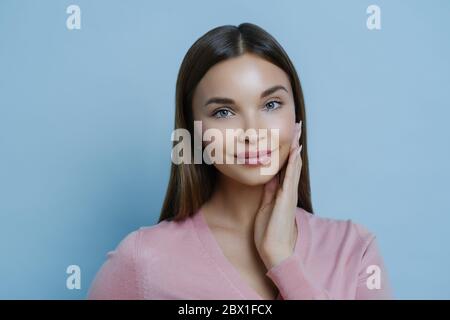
left=159, top=23, right=314, bottom=222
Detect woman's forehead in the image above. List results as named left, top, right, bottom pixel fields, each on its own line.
left=194, top=54, right=291, bottom=102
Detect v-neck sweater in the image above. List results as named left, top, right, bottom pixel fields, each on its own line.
left=87, top=207, right=393, bottom=300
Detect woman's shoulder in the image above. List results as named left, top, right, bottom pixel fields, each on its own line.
left=89, top=218, right=191, bottom=299
left=296, top=207, right=376, bottom=250
left=111, top=215, right=194, bottom=258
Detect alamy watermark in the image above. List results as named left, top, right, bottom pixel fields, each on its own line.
left=367, top=5, right=381, bottom=30
left=66, top=264, right=81, bottom=290
left=66, top=5, right=81, bottom=30
left=170, top=121, right=281, bottom=175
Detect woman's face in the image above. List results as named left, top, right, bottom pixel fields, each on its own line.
left=192, top=53, right=297, bottom=186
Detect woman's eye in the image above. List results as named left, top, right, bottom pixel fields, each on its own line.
left=264, top=100, right=282, bottom=111
left=212, top=109, right=233, bottom=118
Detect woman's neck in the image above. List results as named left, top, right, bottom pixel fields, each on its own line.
left=203, top=173, right=265, bottom=233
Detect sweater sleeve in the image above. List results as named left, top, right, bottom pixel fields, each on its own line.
left=87, top=230, right=141, bottom=299
left=355, top=236, right=394, bottom=299
left=265, top=229, right=394, bottom=300
left=265, top=252, right=331, bottom=300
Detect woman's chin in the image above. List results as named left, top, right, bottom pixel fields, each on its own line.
left=223, top=166, right=279, bottom=186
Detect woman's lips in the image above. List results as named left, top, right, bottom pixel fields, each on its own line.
left=234, top=150, right=272, bottom=165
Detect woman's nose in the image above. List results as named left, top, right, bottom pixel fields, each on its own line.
left=237, top=118, right=267, bottom=145
left=238, top=131, right=258, bottom=144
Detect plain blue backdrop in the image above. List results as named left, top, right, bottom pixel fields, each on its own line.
left=1, top=0, right=449, bottom=299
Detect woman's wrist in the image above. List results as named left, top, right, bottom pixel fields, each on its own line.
left=259, top=245, right=294, bottom=270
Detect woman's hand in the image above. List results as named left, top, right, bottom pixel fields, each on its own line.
left=254, top=121, right=303, bottom=270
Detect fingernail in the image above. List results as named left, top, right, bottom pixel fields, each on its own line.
left=297, top=144, right=303, bottom=156
left=294, top=123, right=300, bottom=142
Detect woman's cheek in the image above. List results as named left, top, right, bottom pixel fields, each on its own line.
left=269, top=119, right=295, bottom=168
left=266, top=120, right=294, bottom=150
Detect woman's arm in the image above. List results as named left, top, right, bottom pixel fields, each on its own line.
left=266, top=252, right=331, bottom=299
left=265, top=232, right=393, bottom=300
left=355, top=235, right=393, bottom=299
left=87, top=230, right=141, bottom=299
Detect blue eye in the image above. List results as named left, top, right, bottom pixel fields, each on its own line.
left=212, top=109, right=233, bottom=118
left=265, top=100, right=282, bottom=111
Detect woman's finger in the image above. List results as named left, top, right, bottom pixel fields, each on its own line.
left=290, top=121, right=302, bottom=151
left=294, top=121, right=303, bottom=193
left=281, top=121, right=302, bottom=193
left=292, top=144, right=303, bottom=203
left=278, top=121, right=301, bottom=186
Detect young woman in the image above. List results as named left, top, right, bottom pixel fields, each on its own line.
left=88, top=23, right=393, bottom=300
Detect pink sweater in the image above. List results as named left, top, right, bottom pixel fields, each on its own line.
left=87, top=207, right=393, bottom=300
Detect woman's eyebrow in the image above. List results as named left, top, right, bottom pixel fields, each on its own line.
left=204, top=97, right=235, bottom=107
left=260, top=85, right=288, bottom=98
left=203, top=85, right=288, bottom=108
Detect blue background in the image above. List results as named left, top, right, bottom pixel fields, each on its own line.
left=1, top=0, right=449, bottom=299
